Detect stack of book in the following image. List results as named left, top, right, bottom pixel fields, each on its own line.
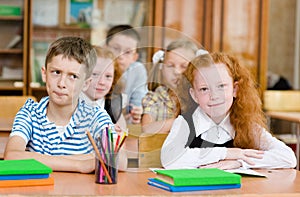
left=0, top=159, right=54, bottom=187
left=148, top=168, right=241, bottom=192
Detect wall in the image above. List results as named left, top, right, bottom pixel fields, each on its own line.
left=268, top=0, right=297, bottom=88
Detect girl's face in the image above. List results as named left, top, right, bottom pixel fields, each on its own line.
left=162, top=48, right=195, bottom=89
left=189, top=63, right=238, bottom=123
left=83, top=57, right=114, bottom=100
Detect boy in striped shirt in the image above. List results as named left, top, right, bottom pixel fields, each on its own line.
left=4, top=37, right=123, bottom=173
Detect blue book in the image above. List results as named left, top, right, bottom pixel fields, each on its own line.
left=148, top=178, right=241, bottom=192
left=0, top=174, right=49, bottom=181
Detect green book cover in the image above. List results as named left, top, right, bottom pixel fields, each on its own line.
left=154, top=168, right=241, bottom=186
left=0, top=159, right=52, bottom=175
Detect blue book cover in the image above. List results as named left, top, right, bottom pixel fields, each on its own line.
left=0, top=174, right=49, bottom=181
left=148, top=178, right=241, bottom=192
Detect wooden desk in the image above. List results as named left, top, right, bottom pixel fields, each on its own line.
left=265, top=111, right=300, bottom=170
left=0, top=117, right=13, bottom=159
left=0, top=118, right=13, bottom=132
left=0, top=169, right=299, bottom=196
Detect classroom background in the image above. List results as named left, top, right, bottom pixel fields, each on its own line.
left=0, top=0, right=300, bottom=168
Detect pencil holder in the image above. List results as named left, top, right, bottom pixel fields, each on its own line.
left=95, top=153, right=119, bottom=184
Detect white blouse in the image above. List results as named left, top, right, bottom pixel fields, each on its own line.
left=79, top=92, right=127, bottom=109
left=161, top=107, right=297, bottom=169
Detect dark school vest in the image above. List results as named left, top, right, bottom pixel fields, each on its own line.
left=104, top=93, right=122, bottom=124
left=182, top=112, right=234, bottom=148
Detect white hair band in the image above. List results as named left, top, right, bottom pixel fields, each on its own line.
left=196, top=49, right=209, bottom=56
left=152, top=50, right=165, bottom=64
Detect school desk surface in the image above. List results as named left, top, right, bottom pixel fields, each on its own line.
left=0, top=169, right=299, bottom=196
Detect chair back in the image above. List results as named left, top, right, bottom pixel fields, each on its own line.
left=0, top=96, right=36, bottom=118
left=263, top=90, right=300, bottom=111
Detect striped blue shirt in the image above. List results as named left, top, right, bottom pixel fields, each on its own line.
left=10, top=96, right=114, bottom=155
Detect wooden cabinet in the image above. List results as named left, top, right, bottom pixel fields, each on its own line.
left=0, top=0, right=29, bottom=95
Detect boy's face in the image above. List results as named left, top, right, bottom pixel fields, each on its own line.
left=83, top=57, right=114, bottom=100
left=189, top=63, right=237, bottom=123
left=107, top=34, right=138, bottom=72
left=42, top=54, right=90, bottom=107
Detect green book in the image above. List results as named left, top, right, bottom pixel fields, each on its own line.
left=0, top=5, right=21, bottom=16
left=0, top=159, right=52, bottom=175
left=154, top=168, right=241, bottom=186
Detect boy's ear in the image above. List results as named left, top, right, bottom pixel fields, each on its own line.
left=41, top=66, right=46, bottom=83
left=233, top=81, right=238, bottom=98
left=133, top=51, right=139, bottom=62
left=189, top=88, right=198, bottom=104
left=82, top=77, right=92, bottom=91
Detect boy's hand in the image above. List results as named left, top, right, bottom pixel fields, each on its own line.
left=76, top=157, right=95, bottom=173
left=226, top=148, right=264, bottom=165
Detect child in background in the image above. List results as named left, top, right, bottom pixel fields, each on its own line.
left=80, top=46, right=126, bottom=132
left=141, top=39, right=199, bottom=134
left=4, top=37, right=126, bottom=173
left=105, top=24, right=148, bottom=124
left=80, top=46, right=128, bottom=170
left=161, top=51, right=297, bottom=170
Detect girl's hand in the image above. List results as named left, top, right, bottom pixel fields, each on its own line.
left=114, top=124, right=128, bottom=139
left=226, top=148, right=264, bottom=165
left=129, top=105, right=143, bottom=124
left=114, top=124, right=122, bottom=133
left=200, top=160, right=242, bottom=170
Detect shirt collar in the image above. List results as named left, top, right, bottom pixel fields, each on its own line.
left=79, top=92, right=105, bottom=108
left=35, top=96, right=82, bottom=129
left=192, top=107, right=235, bottom=138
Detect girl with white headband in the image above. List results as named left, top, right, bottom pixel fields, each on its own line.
left=141, top=39, right=203, bottom=134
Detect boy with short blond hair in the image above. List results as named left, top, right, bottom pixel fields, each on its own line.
left=4, top=36, right=120, bottom=173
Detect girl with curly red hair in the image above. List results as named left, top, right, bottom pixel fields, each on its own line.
left=161, top=51, right=296, bottom=170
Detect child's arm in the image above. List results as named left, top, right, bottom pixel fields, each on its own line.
left=201, top=130, right=297, bottom=170
left=116, top=113, right=127, bottom=132
left=200, top=160, right=242, bottom=170
left=128, top=62, right=148, bottom=108
left=161, top=116, right=264, bottom=169
left=225, top=148, right=264, bottom=165
left=199, top=149, right=264, bottom=170
left=126, top=105, right=143, bottom=124
left=161, top=116, right=228, bottom=169
left=113, top=116, right=128, bottom=171
left=4, top=136, right=95, bottom=173
left=234, top=129, right=297, bottom=169
left=142, top=114, right=175, bottom=134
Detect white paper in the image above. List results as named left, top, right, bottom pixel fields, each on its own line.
left=225, top=168, right=267, bottom=177
left=33, top=0, right=59, bottom=27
